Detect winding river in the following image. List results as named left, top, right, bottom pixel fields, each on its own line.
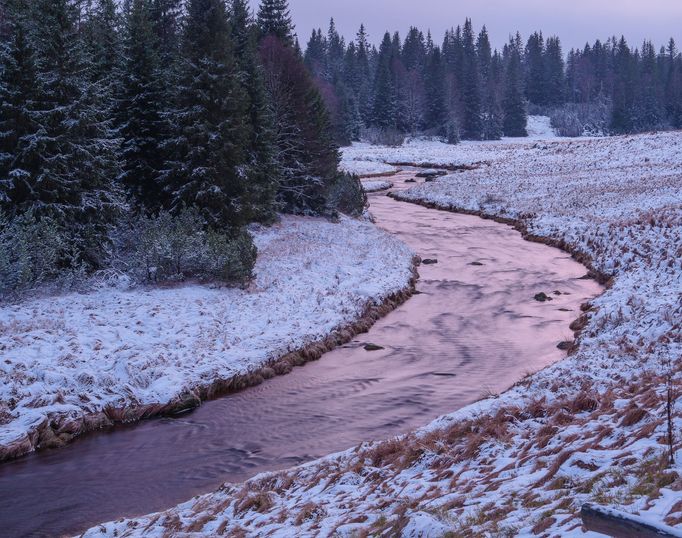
left=0, top=172, right=602, bottom=537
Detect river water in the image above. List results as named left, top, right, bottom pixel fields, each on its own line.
left=0, top=172, right=602, bottom=537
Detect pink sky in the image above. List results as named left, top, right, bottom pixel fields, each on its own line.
left=250, top=0, right=682, bottom=51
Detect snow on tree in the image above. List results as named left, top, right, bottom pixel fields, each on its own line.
left=257, top=0, right=294, bottom=47
left=118, top=0, right=168, bottom=211
left=163, top=0, right=252, bottom=230
left=5, top=0, right=122, bottom=266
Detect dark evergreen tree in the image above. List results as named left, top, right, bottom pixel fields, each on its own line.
left=371, top=32, right=398, bottom=129
left=325, top=18, right=345, bottom=82
left=164, top=0, right=251, bottom=230
left=83, top=0, right=122, bottom=90
left=339, top=51, right=362, bottom=142
left=423, top=45, right=447, bottom=134
left=525, top=31, right=546, bottom=105
left=118, top=0, right=168, bottom=210
left=151, top=0, right=182, bottom=59
left=229, top=0, right=277, bottom=222
left=257, top=0, right=294, bottom=46
left=354, top=24, right=373, bottom=124
left=664, top=39, right=682, bottom=127
left=259, top=35, right=343, bottom=214
left=441, top=26, right=464, bottom=130
left=0, top=0, right=40, bottom=208
left=401, top=27, right=426, bottom=133
left=478, top=27, right=503, bottom=140
left=637, top=40, right=663, bottom=130
left=303, top=28, right=326, bottom=79
left=460, top=18, right=482, bottom=139
left=19, top=0, right=121, bottom=264
left=611, top=37, right=636, bottom=133
left=544, top=36, right=565, bottom=106
left=503, top=34, right=528, bottom=136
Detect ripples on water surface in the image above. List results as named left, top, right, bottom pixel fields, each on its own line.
left=0, top=172, right=603, bottom=537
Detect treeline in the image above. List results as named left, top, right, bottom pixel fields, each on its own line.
left=304, top=19, right=682, bottom=142
left=0, top=0, right=363, bottom=294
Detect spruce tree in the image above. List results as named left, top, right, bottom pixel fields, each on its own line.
left=401, top=27, right=427, bottom=133
left=478, top=28, right=502, bottom=140
left=229, top=0, right=277, bottom=222
left=544, top=36, right=565, bottom=106
left=637, top=40, right=663, bottom=131
left=371, top=32, right=398, bottom=129
left=664, top=39, right=682, bottom=128
left=257, top=0, right=294, bottom=46
left=0, top=0, right=40, bottom=208
left=355, top=24, right=373, bottom=123
left=18, top=0, right=121, bottom=264
left=325, top=18, right=345, bottom=82
left=259, top=35, right=342, bottom=214
left=460, top=18, right=482, bottom=139
left=164, top=0, right=251, bottom=230
left=524, top=31, right=546, bottom=105
left=340, top=44, right=363, bottom=141
left=303, top=28, right=326, bottom=79
left=151, top=0, right=182, bottom=61
left=611, top=37, right=636, bottom=133
left=424, top=45, right=447, bottom=134
left=119, top=0, right=167, bottom=210
left=502, top=35, right=528, bottom=137
left=83, top=0, right=122, bottom=88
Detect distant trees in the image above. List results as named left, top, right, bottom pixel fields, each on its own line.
left=302, top=18, right=682, bottom=142
left=503, top=34, right=528, bottom=137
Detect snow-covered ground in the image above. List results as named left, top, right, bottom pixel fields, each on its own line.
left=0, top=216, right=415, bottom=460
left=525, top=114, right=558, bottom=139
left=361, top=179, right=393, bottom=192
left=339, top=157, right=399, bottom=177
left=82, top=131, right=682, bottom=537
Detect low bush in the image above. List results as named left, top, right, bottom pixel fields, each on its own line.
left=111, top=208, right=257, bottom=285
left=446, top=118, right=462, bottom=145
left=549, top=99, right=611, bottom=137
left=361, top=127, right=406, bottom=147
left=0, top=210, right=75, bottom=296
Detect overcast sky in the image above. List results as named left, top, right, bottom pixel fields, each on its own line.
left=249, top=0, right=682, bottom=52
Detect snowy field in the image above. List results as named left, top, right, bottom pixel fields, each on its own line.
left=83, top=130, right=682, bottom=537
left=0, top=216, right=415, bottom=461
left=361, top=179, right=393, bottom=192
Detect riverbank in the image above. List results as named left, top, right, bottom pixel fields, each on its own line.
left=80, top=132, right=681, bottom=537
left=0, top=215, right=416, bottom=462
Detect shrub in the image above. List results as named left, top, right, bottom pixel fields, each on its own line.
left=111, top=208, right=257, bottom=285
left=362, top=126, right=406, bottom=147
left=446, top=117, right=462, bottom=145
left=205, top=228, right=257, bottom=283
left=0, top=210, right=65, bottom=296
left=549, top=99, right=611, bottom=137
left=326, top=172, right=367, bottom=217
